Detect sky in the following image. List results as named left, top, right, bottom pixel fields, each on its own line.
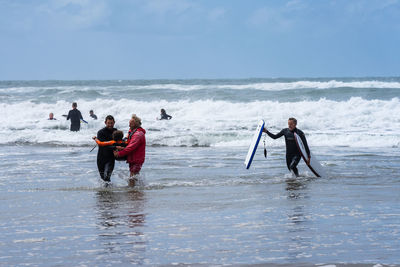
left=0, top=0, right=399, bottom=80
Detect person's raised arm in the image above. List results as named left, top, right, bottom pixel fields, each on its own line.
left=263, top=128, right=284, bottom=139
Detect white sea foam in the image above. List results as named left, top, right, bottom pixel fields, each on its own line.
left=3, top=80, right=400, bottom=93
left=214, top=80, right=400, bottom=91
left=105, top=80, right=400, bottom=91
left=0, top=97, right=399, bottom=148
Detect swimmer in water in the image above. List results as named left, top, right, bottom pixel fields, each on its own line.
left=89, top=110, right=98, bottom=120
left=159, top=108, right=172, bottom=120
left=48, top=113, right=56, bottom=120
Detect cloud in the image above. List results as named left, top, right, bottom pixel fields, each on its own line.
left=36, top=0, right=110, bottom=30
left=247, top=7, right=293, bottom=31
left=0, top=0, right=110, bottom=32
left=285, top=0, right=306, bottom=9
left=207, top=7, right=226, bottom=22
left=246, top=0, right=314, bottom=31
left=143, top=0, right=197, bottom=16
left=246, top=0, right=400, bottom=34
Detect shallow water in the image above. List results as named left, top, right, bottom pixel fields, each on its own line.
left=1, top=145, right=399, bottom=266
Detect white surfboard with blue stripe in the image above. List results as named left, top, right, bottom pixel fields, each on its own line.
left=244, top=120, right=265, bottom=169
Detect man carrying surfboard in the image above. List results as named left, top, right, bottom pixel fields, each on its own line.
left=263, top=117, right=310, bottom=177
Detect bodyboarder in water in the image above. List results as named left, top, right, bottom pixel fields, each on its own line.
left=89, top=110, right=98, bottom=120
left=95, top=115, right=117, bottom=183
left=158, top=109, right=172, bottom=120
left=263, top=117, right=310, bottom=177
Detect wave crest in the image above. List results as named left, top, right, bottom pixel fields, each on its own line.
left=0, top=97, right=399, bottom=148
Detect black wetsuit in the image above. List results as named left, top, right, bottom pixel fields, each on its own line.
left=97, top=127, right=117, bottom=182
left=67, top=109, right=83, bottom=131
left=90, top=114, right=98, bottom=120
left=266, top=128, right=310, bottom=177
left=160, top=113, right=172, bottom=120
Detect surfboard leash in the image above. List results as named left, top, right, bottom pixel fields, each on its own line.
left=263, top=133, right=267, bottom=158
left=90, top=144, right=97, bottom=152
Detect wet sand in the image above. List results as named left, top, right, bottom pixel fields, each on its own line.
left=0, top=145, right=399, bottom=266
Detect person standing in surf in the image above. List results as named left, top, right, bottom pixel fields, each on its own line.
left=96, top=115, right=117, bottom=183
left=263, top=117, right=310, bottom=177
left=66, top=102, right=84, bottom=131
left=114, top=114, right=146, bottom=187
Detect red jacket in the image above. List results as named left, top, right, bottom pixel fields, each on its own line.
left=118, top=127, right=146, bottom=165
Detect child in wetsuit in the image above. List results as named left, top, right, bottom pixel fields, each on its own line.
left=93, top=130, right=128, bottom=161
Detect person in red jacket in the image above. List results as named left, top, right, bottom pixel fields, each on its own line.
left=114, top=114, right=146, bottom=186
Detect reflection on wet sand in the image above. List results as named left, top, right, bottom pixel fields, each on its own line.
left=95, top=189, right=147, bottom=265
left=285, top=177, right=312, bottom=199
left=285, top=178, right=313, bottom=261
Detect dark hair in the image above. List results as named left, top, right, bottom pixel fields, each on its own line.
left=104, top=115, right=115, bottom=122
left=90, top=110, right=93, bottom=113
left=288, top=117, right=297, bottom=125
left=112, top=130, right=123, bottom=141
left=72, top=102, right=77, bottom=107
left=161, top=109, right=166, bottom=114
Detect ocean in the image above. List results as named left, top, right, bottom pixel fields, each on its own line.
left=0, top=78, right=399, bottom=266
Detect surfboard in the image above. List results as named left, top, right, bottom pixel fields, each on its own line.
left=244, top=120, right=265, bottom=169
left=294, top=132, right=326, bottom=177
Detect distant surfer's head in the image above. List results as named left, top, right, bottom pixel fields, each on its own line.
left=72, top=102, right=77, bottom=109
left=89, top=110, right=94, bottom=115
left=112, top=130, right=124, bottom=141
left=104, top=115, right=115, bottom=129
left=161, top=109, right=166, bottom=114
left=49, top=113, right=54, bottom=119
left=129, top=114, right=142, bottom=129
left=288, top=117, right=297, bottom=131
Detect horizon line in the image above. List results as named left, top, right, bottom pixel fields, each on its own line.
left=1, top=75, right=400, bottom=82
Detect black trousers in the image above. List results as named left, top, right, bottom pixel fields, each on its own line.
left=97, top=159, right=115, bottom=182
left=286, top=154, right=301, bottom=177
